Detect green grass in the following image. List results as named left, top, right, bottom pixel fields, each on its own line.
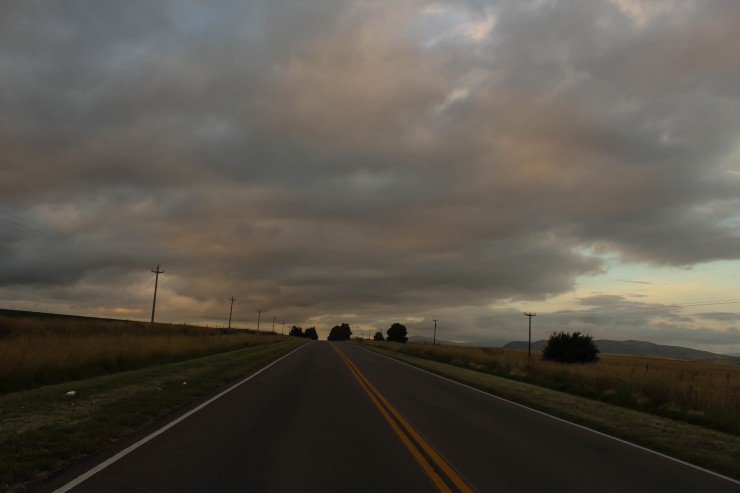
left=0, top=338, right=308, bottom=492
left=360, top=342, right=740, bottom=480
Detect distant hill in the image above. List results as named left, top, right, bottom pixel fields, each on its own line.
left=407, top=335, right=463, bottom=345
left=406, top=335, right=487, bottom=346
left=0, top=308, right=120, bottom=323
left=504, top=339, right=740, bottom=363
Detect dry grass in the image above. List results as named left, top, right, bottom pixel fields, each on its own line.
left=370, top=342, right=740, bottom=434
left=0, top=315, right=285, bottom=393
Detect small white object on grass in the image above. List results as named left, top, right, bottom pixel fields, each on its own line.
left=66, top=391, right=76, bottom=397
left=182, top=381, right=187, bottom=385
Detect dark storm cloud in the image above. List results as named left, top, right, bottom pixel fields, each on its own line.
left=1, top=1, right=739, bottom=343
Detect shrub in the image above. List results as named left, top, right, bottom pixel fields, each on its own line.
left=542, top=331, right=599, bottom=363
left=386, top=323, right=408, bottom=343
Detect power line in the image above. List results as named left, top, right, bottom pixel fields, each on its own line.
left=481, top=298, right=740, bottom=322
left=565, top=298, right=740, bottom=313
left=0, top=210, right=148, bottom=267
left=540, top=299, right=740, bottom=322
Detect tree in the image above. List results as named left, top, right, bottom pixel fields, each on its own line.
left=542, top=331, right=600, bottom=363
left=373, top=331, right=385, bottom=341
left=327, top=323, right=352, bottom=341
left=289, top=325, right=304, bottom=337
left=386, top=323, right=408, bottom=343
left=304, top=327, right=319, bottom=340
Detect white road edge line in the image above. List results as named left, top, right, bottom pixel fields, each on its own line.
left=53, top=343, right=309, bottom=493
left=357, top=345, right=740, bottom=486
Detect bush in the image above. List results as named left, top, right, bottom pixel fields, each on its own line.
left=542, top=331, right=599, bottom=363
left=386, top=323, right=408, bottom=343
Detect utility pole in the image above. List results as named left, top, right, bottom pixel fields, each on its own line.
left=228, top=297, right=236, bottom=329
left=257, top=309, right=262, bottom=332
left=282, top=321, right=285, bottom=335
left=272, top=316, right=276, bottom=333
left=524, top=312, right=537, bottom=364
left=432, top=319, right=439, bottom=345
left=150, top=264, right=164, bottom=323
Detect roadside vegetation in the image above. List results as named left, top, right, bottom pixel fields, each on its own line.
left=362, top=341, right=740, bottom=480
left=288, top=325, right=319, bottom=340
left=365, top=341, right=740, bottom=435
left=386, top=322, right=408, bottom=343
left=542, top=331, right=600, bottom=363
left=327, top=323, right=352, bottom=341
left=0, top=315, right=285, bottom=394
left=0, top=313, right=307, bottom=491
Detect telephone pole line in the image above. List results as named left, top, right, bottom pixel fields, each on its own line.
left=257, top=309, right=262, bottom=332
left=432, top=319, right=439, bottom=345
left=150, top=264, right=164, bottom=324
left=272, top=316, right=276, bottom=333
left=524, top=312, right=537, bottom=364
left=228, top=297, right=236, bottom=329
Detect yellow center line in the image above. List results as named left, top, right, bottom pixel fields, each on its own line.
left=332, top=344, right=475, bottom=493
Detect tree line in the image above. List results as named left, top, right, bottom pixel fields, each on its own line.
left=288, top=323, right=408, bottom=342
left=323, top=322, right=409, bottom=343
left=296, top=320, right=599, bottom=364
left=288, top=325, right=318, bottom=340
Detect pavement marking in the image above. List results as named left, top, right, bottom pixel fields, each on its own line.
left=332, top=344, right=475, bottom=493
left=53, top=343, right=310, bottom=493
left=362, top=346, right=740, bottom=487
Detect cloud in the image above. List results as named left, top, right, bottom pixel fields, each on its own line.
left=1, top=1, right=739, bottom=348
left=693, top=312, right=740, bottom=322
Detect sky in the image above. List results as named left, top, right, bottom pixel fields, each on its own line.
left=1, top=0, right=740, bottom=353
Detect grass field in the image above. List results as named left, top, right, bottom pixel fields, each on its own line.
left=0, top=314, right=285, bottom=394
left=365, top=341, right=740, bottom=434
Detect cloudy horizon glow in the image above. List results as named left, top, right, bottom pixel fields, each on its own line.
left=2, top=0, right=740, bottom=353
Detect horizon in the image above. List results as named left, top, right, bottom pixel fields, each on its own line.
left=1, top=1, right=739, bottom=355
left=3, top=306, right=739, bottom=358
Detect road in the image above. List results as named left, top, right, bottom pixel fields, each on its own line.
left=39, top=341, right=738, bottom=492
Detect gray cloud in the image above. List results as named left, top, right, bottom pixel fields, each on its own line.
left=1, top=1, right=740, bottom=347
left=694, top=312, right=740, bottom=322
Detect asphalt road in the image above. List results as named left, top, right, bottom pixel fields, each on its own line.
left=39, top=341, right=739, bottom=492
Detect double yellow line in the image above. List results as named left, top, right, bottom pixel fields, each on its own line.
left=332, top=345, right=474, bottom=493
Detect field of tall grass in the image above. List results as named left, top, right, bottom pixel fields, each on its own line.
left=371, top=342, right=740, bottom=434
left=0, top=315, right=285, bottom=394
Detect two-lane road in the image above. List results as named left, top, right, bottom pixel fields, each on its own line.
left=40, top=341, right=739, bottom=492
